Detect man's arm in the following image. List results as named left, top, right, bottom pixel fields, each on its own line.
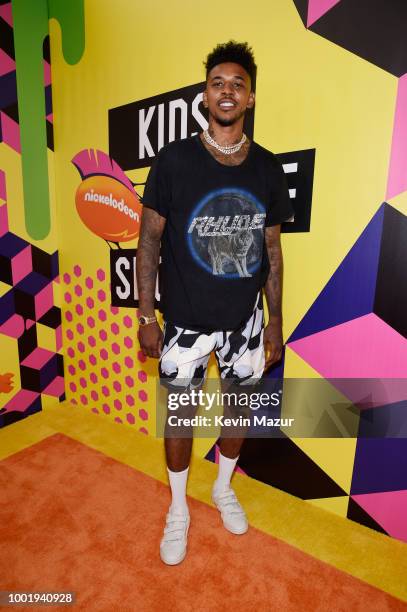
left=136, top=207, right=166, bottom=358
left=263, top=224, right=284, bottom=369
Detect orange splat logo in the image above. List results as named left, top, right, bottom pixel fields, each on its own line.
left=0, top=373, right=14, bottom=394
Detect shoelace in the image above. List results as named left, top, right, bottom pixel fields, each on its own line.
left=162, top=514, right=189, bottom=543
left=214, top=489, right=246, bottom=516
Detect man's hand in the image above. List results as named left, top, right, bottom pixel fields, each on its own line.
left=263, top=320, right=283, bottom=371
left=138, top=322, right=164, bottom=358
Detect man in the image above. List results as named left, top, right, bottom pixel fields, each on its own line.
left=136, top=40, right=294, bottom=565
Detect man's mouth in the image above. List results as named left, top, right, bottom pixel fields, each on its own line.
left=218, top=100, right=236, bottom=109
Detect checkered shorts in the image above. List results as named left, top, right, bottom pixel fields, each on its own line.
left=159, top=292, right=265, bottom=390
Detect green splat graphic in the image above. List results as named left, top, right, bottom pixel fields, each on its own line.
left=48, top=0, right=85, bottom=64
left=12, top=0, right=85, bottom=240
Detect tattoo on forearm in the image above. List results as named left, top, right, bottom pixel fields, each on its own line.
left=264, top=227, right=283, bottom=319
left=136, top=208, right=166, bottom=313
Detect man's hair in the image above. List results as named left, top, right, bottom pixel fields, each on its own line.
left=204, top=40, right=257, bottom=89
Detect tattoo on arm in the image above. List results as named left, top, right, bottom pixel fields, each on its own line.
left=264, top=225, right=283, bottom=321
left=136, top=207, right=166, bottom=314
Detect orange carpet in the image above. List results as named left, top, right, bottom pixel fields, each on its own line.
left=1, top=433, right=406, bottom=612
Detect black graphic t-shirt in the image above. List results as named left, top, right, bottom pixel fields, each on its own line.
left=142, top=134, right=294, bottom=332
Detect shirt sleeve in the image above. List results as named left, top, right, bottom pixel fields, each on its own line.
left=265, top=157, right=295, bottom=227
left=141, top=149, right=171, bottom=219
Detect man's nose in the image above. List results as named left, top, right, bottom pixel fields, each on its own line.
left=221, top=81, right=234, bottom=95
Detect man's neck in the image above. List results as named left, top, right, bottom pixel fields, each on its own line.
left=207, top=119, right=244, bottom=146
left=200, top=129, right=251, bottom=167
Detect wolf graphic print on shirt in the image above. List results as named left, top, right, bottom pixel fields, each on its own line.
left=187, top=188, right=266, bottom=279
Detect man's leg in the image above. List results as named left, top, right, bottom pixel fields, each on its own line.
left=218, top=435, right=246, bottom=461
left=164, top=422, right=194, bottom=471
left=210, top=384, right=259, bottom=536
left=214, top=381, right=252, bottom=493
left=158, top=323, right=214, bottom=564
left=164, top=389, right=202, bottom=514
left=211, top=292, right=265, bottom=533
left=159, top=387, right=208, bottom=565
left=216, top=445, right=245, bottom=485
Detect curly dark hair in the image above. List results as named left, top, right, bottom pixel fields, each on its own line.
left=204, top=40, right=257, bottom=89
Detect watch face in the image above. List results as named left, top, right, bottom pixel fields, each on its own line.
left=139, top=315, right=156, bottom=325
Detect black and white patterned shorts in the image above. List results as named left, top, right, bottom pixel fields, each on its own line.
left=159, top=292, right=265, bottom=390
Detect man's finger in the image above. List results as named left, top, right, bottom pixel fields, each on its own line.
left=265, top=342, right=277, bottom=359
left=145, top=345, right=158, bottom=358
left=264, top=355, right=273, bottom=368
left=145, top=347, right=155, bottom=358
left=272, top=348, right=280, bottom=362
left=264, top=349, right=283, bottom=370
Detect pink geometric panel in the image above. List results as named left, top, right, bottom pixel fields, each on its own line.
left=43, top=376, right=65, bottom=397
left=0, top=48, right=15, bottom=77
left=0, top=3, right=13, bottom=26
left=43, top=60, right=51, bottom=87
left=288, top=314, right=407, bottom=405
left=307, top=0, right=342, bottom=27
left=386, top=73, right=407, bottom=200
left=0, top=313, right=24, bottom=338
left=0, top=169, right=6, bottom=201
left=34, top=282, right=53, bottom=319
left=352, top=490, right=407, bottom=543
left=11, top=244, right=32, bottom=284
left=55, top=325, right=62, bottom=351
left=0, top=112, right=21, bottom=153
left=2, top=389, right=39, bottom=414
left=0, top=205, right=9, bottom=237
left=21, top=347, right=54, bottom=369
left=288, top=314, right=407, bottom=378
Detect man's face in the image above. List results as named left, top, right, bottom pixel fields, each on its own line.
left=203, top=62, right=255, bottom=127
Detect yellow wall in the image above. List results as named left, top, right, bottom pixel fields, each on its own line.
left=48, top=0, right=396, bottom=440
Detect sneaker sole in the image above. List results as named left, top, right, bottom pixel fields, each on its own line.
left=223, top=522, right=249, bottom=535
left=212, top=498, right=249, bottom=535
left=160, top=548, right=187, bottom=565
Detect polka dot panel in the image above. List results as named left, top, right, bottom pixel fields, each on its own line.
left=62, top=266, right=152, bottom=432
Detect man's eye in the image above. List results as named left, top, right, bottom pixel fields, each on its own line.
left=234, top=83, right=242, bottom=88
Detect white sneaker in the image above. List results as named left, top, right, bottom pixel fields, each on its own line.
left=212, top=486, right=248, bottom=535
left=159, top=507, right=190, bottom=565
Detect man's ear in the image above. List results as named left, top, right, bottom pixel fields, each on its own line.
left=247, top=91, right=255, bottom=109
left=202, top=89, right=208, bottom=108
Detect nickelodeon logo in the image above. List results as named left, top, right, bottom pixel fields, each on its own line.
left=85, top=189, right=139, bottom=221
left=75, top=175, right=142, bottom=243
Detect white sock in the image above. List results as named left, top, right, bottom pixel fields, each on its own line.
left=167, top=466, right=189, bottom=515
left=213, top=451, right=239, bottom=494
